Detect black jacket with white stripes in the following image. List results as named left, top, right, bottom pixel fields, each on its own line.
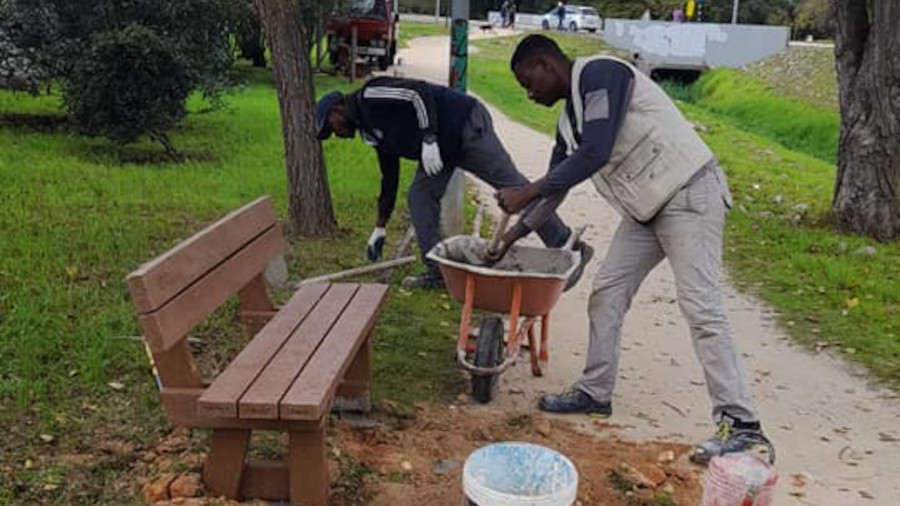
left=345, top=77, right=476, bottom=226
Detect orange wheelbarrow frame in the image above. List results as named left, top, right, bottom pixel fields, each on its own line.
left=455, top=272, right=551, bottom=377
left=428, top=236, right=580, bottom=381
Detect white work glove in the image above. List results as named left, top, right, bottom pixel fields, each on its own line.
left=420, top=136, right=444, bottom=177
left=366, top=227, right=386, bottom=262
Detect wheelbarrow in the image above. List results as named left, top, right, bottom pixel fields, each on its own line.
left=426, top=231, right=581, bottom=403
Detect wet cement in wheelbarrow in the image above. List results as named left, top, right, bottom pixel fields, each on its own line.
left=437, top=237, right=574, bottom=276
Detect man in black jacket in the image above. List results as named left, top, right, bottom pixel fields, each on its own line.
left=316, top=76, right=591, bottom=289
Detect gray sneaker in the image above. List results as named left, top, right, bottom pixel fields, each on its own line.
left=692, top=414, right=775, bottom=465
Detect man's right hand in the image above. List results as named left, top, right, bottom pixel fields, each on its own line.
left=496, top=184, right=541, bottom=214
left=366, top=227, right=386, bottom=262
left=420, top=136, right=444, bottom=177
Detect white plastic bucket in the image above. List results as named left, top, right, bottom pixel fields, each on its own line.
left=700, top=452, right=778, bottom=506
left=462, top=442, right=578, bottom=506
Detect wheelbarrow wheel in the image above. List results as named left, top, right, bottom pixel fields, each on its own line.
left=472, top=317, right=504, bottom=404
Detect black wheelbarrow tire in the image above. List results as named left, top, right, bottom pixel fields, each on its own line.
left=472, top=317, right=504, bottom=404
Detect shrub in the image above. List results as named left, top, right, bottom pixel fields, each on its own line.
left=64, top=24, right=191, bottom=155
left=1, top=0, right=234, bottom=153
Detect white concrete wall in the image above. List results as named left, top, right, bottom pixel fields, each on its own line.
left=604, top=19, right=790, bottom=68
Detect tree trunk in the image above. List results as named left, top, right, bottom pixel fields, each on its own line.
left=255, top=0, right=338, bottom=237
left=832, top=0, right=900, bottom=241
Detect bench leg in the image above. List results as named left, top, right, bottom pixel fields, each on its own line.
left=289, top=428, right=329, bottom=506
left=203, top=429, right=250, bottom=499
left=334, top=334, right=372, bottom=413
left=152, top=338, right=203, bottom=388
left=239, top=274, right=276, bottom=335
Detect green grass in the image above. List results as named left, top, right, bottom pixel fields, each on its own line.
left=688, top=69, right=840, bottom=164
left=466, top=36, right=900, bottom=388
left=683, top=104, right=900, bottom=384
left=398, top=21, right=449, bottom=48
left=0, top=65, right=463, bottom=504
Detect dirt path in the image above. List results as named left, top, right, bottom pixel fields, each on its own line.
left=395, top=35, right=900, bottom=505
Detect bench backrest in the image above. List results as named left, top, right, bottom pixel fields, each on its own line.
left=127, top=197, right=284, bottom=387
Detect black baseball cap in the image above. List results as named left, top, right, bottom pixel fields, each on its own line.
left=316, top=91, right=344, bottom=140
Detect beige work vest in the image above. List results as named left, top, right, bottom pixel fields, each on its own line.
left=558, top=55, right=713, bottom=221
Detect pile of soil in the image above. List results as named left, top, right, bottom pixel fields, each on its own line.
left=333, top=405, right=702, bottom=505
left=139, top=405, right=704, bottom=505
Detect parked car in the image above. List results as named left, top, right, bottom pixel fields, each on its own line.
left=541, top=5, right=600, bottom=33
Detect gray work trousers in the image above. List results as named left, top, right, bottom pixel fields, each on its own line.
left=409, top=102, right=571, bottom=268
left=577, top=165, right=759, bottom=423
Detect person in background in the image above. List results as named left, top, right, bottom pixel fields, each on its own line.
left=315, top=76, right=593, bottom=290
left=556, top=1, right=566, bottom=30
left=509, top=2, right=517, bottom=29
left=492, top=34, right=774, bottom=466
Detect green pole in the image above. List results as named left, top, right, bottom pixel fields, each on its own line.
left=442, top=0, right=470, bottom=237
left=449, top=0, right=469, bottom=91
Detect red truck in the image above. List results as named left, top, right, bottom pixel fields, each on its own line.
left=326, top=0, right=399, bottom=71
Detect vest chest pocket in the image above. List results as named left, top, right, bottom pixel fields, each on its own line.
left=609, top=136, right=663, bottom=185
left=602, top=135, right=673, bottom=221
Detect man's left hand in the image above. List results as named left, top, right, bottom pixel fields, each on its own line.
left=483, top=242, right=510, bottom=265
left=366, top=227, right=387, bottom=262
left=496, top=184, right=540, bottom=214
left=483, top=234, right=514, bottom=265
left=483, top=224, right=530, bottom=264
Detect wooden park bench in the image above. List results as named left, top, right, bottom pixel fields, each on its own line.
left=126, top=197, right=388, bottom=505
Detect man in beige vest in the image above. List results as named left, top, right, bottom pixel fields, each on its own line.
left=491, top=34, right=773, bottom=465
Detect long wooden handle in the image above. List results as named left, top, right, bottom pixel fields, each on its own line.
left=488, top=213, right=510, bottom=254
left=297, top=256, right=417, bottom=286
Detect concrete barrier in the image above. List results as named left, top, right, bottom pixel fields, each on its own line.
left=604, top=19, right=790, bottom=69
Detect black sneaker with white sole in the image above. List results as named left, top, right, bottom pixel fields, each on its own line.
left=401, top=269, right=446, bottom=290
left=538, top=387, right=612, bottom=417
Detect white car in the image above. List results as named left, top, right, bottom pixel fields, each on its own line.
left=541, top=5, right=601, bottom=33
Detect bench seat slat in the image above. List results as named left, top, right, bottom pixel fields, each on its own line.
left=197, top=283, right=330, bottom=418
left=128, top=197, right=278, bottom=313
left=139, top=225, right=284, bottom=352
left=280, top=284, right=389, bottom=420
left=164, top=388, right=321, bottom=431
left=237, top=284, right=360, bottom=419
